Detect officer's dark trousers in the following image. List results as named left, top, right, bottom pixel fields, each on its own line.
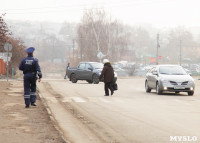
left=24, top=74, right=37, bottom=106
left=104, top=82, right=113, bottom=95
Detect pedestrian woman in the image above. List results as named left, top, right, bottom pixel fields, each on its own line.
left=19, top=47, right=42, bottom=108
left=99, top=59, right=114, bottom=96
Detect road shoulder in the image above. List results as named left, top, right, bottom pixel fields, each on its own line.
left=0, top=80, right=65, bottom=143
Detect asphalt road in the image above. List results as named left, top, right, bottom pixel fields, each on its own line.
left=38, top=76, right=200, bottom=143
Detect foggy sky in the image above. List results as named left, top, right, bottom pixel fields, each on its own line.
left=1, top=0, right=200, bottom=28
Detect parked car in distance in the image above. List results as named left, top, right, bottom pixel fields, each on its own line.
left=145, top=65, right=195, bottom=96
left=68, top=62, right=117, bottom=84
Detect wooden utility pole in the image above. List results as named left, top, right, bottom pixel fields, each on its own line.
left=180, top=39, right=182, bottom=66
left=72, top=39, right=75, bottom=62
left=80, top=37, right=83, bottom=61
left=156, top=34, right=160, bottom=65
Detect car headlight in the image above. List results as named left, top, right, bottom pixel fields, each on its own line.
left=188, top=80, right=194, bottom=85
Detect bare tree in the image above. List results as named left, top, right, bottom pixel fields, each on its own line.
left=77, top=9, right=131, bottom=63
left=0, top=13, right=12, bottom=52
left=166, top=27, right=196, bottom=63
left=8, top=37, right=26, bottom=72
left=0, top=14, right=26, bottom=75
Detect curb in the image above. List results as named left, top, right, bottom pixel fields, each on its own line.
left=37, top=88, right=68, bottom=143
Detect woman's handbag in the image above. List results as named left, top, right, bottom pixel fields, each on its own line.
left=112, top=82, right=118, bottom=90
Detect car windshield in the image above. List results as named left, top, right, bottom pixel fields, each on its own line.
left=90, top=63, right=103, bottom=69
left=159, top=66, right=187, bottom=75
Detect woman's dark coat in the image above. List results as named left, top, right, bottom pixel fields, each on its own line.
left=99, top=63, right=114, bottom=83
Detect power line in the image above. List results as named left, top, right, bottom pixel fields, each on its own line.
left=1, top=0, right=180, bottom=15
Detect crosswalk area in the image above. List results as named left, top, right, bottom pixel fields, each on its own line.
left=61, top=96, right=200, bottom=105
left=61, top=96, right=123, bottom=103
left=44, top=94, right=200, bottom=106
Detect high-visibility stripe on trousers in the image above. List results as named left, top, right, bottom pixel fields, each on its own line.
left=24, top=73, right=37, bottom=106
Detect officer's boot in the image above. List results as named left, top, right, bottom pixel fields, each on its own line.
left=31, top=102, right=37, bottom=106
left=25, top=98, right=30, bottom=108
left=30, top=94, right=37, bottom=106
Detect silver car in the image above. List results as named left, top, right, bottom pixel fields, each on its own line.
left=145, top=65, right=195, bottom=95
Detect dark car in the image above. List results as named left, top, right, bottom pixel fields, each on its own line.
left=145, top=65, right=195, bottom=95
left=68, top=62, right=117, bottom=84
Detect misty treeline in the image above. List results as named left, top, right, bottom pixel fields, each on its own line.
left=0, top=14, right=26, bottom=73
left=76, top=9, right=200, bottom=65
left=78, top=9, right=200, bottom=65
left=7, top=9, right=200, bottom=67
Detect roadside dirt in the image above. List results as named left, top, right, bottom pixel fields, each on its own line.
left=0, top=80, right=66, bottom=143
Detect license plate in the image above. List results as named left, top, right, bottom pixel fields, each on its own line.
left=174, top=86, right=185, bottom=89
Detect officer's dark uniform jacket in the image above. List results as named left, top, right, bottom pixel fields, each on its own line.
left=19, top=54, right=42, bottom=106
left=19, top=54, right=42, bottom=78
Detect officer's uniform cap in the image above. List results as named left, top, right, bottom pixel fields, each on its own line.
left=26, top=47, right=35, bottom=53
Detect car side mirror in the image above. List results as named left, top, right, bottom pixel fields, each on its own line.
left=152, top=71, right=158, bottom=75
left=88, top=68, right=93, bottom=71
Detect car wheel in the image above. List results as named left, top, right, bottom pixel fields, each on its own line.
left=145, top=81, right=151, bottom=93
left=156, top=82, right=162, bottom=95
left=71, top=74, right=77, bottom=83
left=188, top=91, right=194, bottom=96
left=93, top=74, right=99, bottom=84
left=87, top=80, right=93, bottom=84
left=175, top=91, right=180, bottom=94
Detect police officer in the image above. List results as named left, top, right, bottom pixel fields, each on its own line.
left=19, top=47, right=42, bottom=108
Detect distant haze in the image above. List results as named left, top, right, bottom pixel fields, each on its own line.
left=1, top=0, right=200, bottom=28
